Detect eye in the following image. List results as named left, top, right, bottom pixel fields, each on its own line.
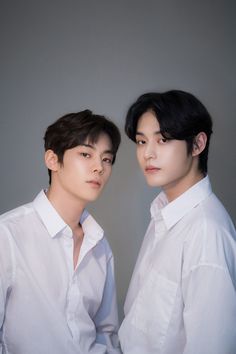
left=80, top=152, right=91, bottom=158
left=136, top=139, right=146, bottom=145
left=158, top=137, right=168, bottom=144
left=103, top=157, right=113, bottom=164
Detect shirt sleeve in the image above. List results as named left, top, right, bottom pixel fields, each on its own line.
left=93, top=254, right=121, bottom=354
left=182, top=264, right=236, bottom=354
left=0, top=226, right=14, bottom=350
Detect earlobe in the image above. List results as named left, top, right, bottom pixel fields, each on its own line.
left=44, top=150, right=59, bottom=171
left=192, top=132, right=207, bottom=156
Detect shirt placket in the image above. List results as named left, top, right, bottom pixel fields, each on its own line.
left=62, top=231, right=80, bottom=338
left=62, top=230, right=97, bottom=340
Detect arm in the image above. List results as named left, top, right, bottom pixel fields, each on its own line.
left=182, top=264, right=236, bottom=354
left=94, top=255, right=121, bottom=354
left=0, top=226, right=14, bottom=353
left=0, top=276, right=6, bottom=354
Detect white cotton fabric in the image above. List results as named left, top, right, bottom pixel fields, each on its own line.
left=119, top=176, right=236, bottom=354
left=0, top=190, right=120, bottom=354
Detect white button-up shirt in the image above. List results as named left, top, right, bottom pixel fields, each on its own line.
left=0, top=191, right=121, bottom=354
left=119, top=176, right=236, bottom=354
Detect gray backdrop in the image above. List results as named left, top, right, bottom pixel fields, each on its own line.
left=1, top=0, right=236, bottom=320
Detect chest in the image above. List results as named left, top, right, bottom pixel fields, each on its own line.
left=137, top=222, right=186, bottom=286
left=11, top=232, right=107, bottom=316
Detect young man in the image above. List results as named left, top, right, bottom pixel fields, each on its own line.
left=119, top=91, right=236, bottom=354
left=0, top=110, right=121, bottom=354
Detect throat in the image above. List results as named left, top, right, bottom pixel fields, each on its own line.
left=165, top=172, right=204, bottom=202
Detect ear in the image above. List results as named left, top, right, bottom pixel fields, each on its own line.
left=44, top=150, right=60, bottom=172
left=192, top=132, right=207, bottom=156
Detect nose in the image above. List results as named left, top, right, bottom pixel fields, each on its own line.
left=144, top=142, right=157, bottom=160
left=93, top=158, right=104, bottom=174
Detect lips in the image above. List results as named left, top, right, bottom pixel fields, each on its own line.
left=86, top=180, right=102, bottom=187
left=145, top=166, right=161, bottom=173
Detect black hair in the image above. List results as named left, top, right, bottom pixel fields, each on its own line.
left=44, top=109, right=121, bottom=184
left=125, top=90, right=213, bottom=174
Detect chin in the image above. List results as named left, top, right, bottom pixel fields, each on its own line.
left=88, top=192, right=102, bottom=202
left=145, top=178, right=163, bottom=188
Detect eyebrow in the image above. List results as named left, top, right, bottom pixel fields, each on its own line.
left=135, top=131, right=161, bottom=136
left=80, top=143, right=95, bottom=149
left=80, top=144, right=114, bottom=155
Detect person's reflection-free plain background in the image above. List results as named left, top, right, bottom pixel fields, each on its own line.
left=1, top=0, right=236, bottom=320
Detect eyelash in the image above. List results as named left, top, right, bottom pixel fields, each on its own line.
left=136, top=138, right=168, bottom=145
left=103, top=157, right=113, bottom=164
left=136, top=140, right=145, bottom=145
left=80, top=152, right=112, bottom=164
left=80, top=152, right=91, bottom=158
left=159, top=138, right=168, bottom=144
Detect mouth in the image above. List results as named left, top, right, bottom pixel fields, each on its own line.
left=145, top=166, right=161, bottom=173
left=86, top=180, right=102, bottom=188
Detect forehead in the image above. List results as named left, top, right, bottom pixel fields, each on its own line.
left=136, top=111, right=160, bottom=133
left=84, top=133, right=112, bottom=150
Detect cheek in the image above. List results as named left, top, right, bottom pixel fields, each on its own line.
left=165, top=145, right=188, bottom=163
left=166, top=148, right=191, bottom=173
left=136, top=149, right=143, bottom=166
left=101, top=162, right=112, bottom=176
left=105, top=167, right=112, bottom=179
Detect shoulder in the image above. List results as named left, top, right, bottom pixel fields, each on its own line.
left=0, top=202, right=36, bottom=252
left=203, top=193, right=235, bottom=229
left=0, top=202, right=34, bottom=231
left=185, top=192, right=235, bottom=238
left=183, top=193, right=236, bottom=271
left=0, top=201, right=33, bottom=222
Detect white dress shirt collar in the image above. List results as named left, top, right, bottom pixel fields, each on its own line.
left=33, top=190, right=104, bottom=243
left=0, top=190, right=120, bottom=353
left=151, top=175, right=213, bottom=230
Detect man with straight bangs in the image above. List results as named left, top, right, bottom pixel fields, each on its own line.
left=119, top=90, right=236, bottom=354
left=0, top=110, right=121, bottom=354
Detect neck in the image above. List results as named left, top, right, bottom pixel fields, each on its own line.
left=46, top=185, right=86, bottom=232
left=164, top=170, right=205, bottom=203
